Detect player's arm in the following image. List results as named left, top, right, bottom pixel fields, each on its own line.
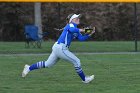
left=68, top=23, right=85, bottom=33
left=77, top=27, right=96, bottom=41
left=69, top=26, right=89, bottom=41
left=77, top=33, right=90, bottom=41
left=69, top=27, right=85, bottom=33
left=69, top=27, right=79, bottom=33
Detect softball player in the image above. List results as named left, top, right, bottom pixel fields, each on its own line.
left=22, top=13, right=95, bottom=83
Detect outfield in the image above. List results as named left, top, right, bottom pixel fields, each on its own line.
left=0, top=53, right=140, bottom=93
left=0, top=41, right=140, bottom=54
left=0, top=41, right=140, bottom=93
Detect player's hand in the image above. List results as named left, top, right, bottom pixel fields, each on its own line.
left=88, top=27, right=95, bottom=36
left=79, top=28, right=85, bottom=33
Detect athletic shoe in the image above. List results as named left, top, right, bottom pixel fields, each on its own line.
left=82, top=75, right=94, bottom=84
left=22, top=64, right=30, bottom=77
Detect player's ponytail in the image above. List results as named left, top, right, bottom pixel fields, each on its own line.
left=66, top=13, right=74, bottom=23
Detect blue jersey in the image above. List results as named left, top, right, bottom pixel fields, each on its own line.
left=57, top=23, right=90, bottom=47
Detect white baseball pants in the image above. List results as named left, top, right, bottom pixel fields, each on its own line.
left=45, top=42, right=81, bottom=68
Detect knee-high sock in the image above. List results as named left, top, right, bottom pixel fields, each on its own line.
left=29, top=61, right=45, bottom=71
left=75, top=67, right=85, bottom=81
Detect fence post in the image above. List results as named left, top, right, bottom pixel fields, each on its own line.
left=34, top=2, right=42, bottom=39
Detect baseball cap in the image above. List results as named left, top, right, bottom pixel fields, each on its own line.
left=69, top=14, right=81, bottom=23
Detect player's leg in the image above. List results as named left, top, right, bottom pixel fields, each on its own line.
left=59, top=49, right=94, bottom=83
left=29, top=52, right=59, bottom=70
left=59, top=49, right=85, bottom=81
left=22, top=51, right=59, bottom=77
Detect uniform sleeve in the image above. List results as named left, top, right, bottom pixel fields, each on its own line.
left=77, top=33, right=90, bottom=41
left=68, top=24, right=79, bottom=33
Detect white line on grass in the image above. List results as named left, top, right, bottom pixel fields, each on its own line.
left=0, top=52, right=140, bottom=56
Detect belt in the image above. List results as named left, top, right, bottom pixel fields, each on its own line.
left=57, top=42, right=69, bottom=48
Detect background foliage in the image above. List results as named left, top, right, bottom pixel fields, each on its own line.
left=0, top=3, right=140, bottom=41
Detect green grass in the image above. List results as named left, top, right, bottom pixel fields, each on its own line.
left=0, top=53, right=140, bottom=93
left=0, top=41, right=140, bottom=53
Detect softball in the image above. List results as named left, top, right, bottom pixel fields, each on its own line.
left=86, top=30, right=91, bottom=33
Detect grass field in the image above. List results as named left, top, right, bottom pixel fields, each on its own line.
left=0, top=53, right=140, bottom=93
left=0, top=41, right=140, bottom=54
left=0, top=41, right=140, bottom=93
